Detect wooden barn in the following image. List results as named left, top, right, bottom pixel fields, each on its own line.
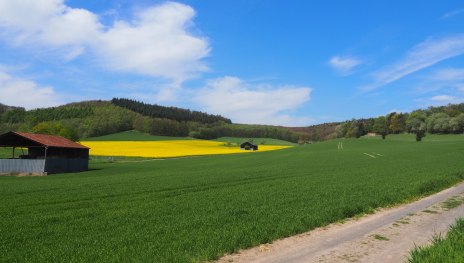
left=0, top=131, right=89, bottom=175
left=240, top=141, right=258, bottom=151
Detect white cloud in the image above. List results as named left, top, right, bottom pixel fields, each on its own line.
left=457, top=84, right=464, bottom=92
left=0, top=0, right=64, bottom=32
left=96, top=3, right=209, bottom=81
left=0, top=0, right=210, bottom=82
left=0, top=71, right=62, bottom=109
left=414, top=68, right=464, bottom=95
left=195, top=76, right=312, bottom=126
left=442, top=8, right=464, bottom=19
left=430, top=95, right=455, bottom=102
left=365, top=34, right=464, bottom=91
left=417, top=94, right=464, bottom=107
left=129, top=82, right=184, bottom=104
left=0, top=0, right=100, bottom=51
left=431, top=68, right=464, bottom=81
left=328, top=56, right=361, bottom=75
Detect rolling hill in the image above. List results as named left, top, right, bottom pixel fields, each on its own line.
left=1, top=99, right=464, bottom=144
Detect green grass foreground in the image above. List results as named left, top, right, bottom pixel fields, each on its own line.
left=1, top=135, right=464, bottom=262
left=407, top=218, right=464, bottom=263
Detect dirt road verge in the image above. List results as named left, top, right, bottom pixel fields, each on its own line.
left=217, top=182, right=464, bottom=263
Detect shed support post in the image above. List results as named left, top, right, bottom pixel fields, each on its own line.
left=12, top=147, right=15, bottom=159
left=44, top=147, right=48, bottom=173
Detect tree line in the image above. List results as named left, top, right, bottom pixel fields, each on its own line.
left=1, top=106, right=93, bottom=124
left=333, top=103, right=464, bottom=141
left=189, top=124, right=300, bottom=142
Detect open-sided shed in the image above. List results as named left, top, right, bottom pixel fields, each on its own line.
left=0, top=131, right=89, bottom=175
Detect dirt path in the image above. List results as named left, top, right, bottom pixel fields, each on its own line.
left=217, top=182, right=464, bottom=263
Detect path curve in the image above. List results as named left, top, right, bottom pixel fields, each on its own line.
left=217, top=182, right=464, bottom=263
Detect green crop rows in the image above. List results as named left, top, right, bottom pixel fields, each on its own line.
left=1, top=134, right=464, bottom=262
left=81, top=130, right=193, bottom=141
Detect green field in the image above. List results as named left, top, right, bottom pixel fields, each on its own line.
left=214, top=137, right=296, bottom=146
left=0, top=147, right=27, bottom=159
left=407, top=218, right=464, bottom=263
left=0, top=147, right=12, bottom=158
left=82, top=130, right=193, bottom=141
left=1, top=134, right=464, bottom=262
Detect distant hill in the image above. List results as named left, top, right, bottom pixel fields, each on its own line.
left=0, top=103, right=24, bottom=114
left=2, top=99, right=462, bottom=143
left=289, top=122, right=341, bottom=142
left=0, top=99, right=300, bottom=143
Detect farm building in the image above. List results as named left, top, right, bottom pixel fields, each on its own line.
left=240, top=141, right=258, bottom=151
left=0, top=131, right=89, bottom=175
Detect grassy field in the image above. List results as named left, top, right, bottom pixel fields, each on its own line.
left=0, top=147, right=27, bottom=159
left=1, top=134, right=464, bottom=262
left=407, top=218, right=464, bottom=263
left=82, top=130, right=193, bottom=141
left=0, top=147, right=12, bottom=158
left=214, top=137, right=296, bottom=146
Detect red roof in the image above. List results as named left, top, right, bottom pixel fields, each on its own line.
left=14, top=132, right=89, bottom=149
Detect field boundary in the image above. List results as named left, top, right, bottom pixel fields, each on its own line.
left=217, top=182, right=464, bottom=263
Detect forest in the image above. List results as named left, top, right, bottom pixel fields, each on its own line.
left=333, top=103, right=464, bottom=140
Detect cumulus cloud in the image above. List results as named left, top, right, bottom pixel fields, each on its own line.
left=430, top=95, right=455, bottom=102
left=0, top=0, right=209, bottom=82
left=195, top=76, right=312, bottom=126
left=96, top=3, right=209, bottom=81
left=364, top=34, right=464, bottom=91
left=0, top=71, right=62, bottom=109
left=328, top=56, right=361, bottom=75
left=0, top=0, right=100, bottom=58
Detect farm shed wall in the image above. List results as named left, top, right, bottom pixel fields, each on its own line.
left=45, top=158, right=88, bottom=173
left=0, top=159, right=46, bottom=174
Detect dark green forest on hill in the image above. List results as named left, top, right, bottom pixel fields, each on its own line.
left=1, top=100, right=463, bottom=142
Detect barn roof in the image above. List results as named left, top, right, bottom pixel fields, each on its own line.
left=0, top=131, right=89, bottom=149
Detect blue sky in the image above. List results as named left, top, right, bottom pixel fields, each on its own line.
left=0, top=1, right=464, bottom=126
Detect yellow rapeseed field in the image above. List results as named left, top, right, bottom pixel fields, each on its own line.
left=81, top=140, right=291, bottom=158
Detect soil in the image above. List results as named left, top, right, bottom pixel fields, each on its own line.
left=217, top=182, right=464, bottom=263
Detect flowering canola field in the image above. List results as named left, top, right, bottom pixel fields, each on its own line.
left=81, top=140, right=291, bottom=158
